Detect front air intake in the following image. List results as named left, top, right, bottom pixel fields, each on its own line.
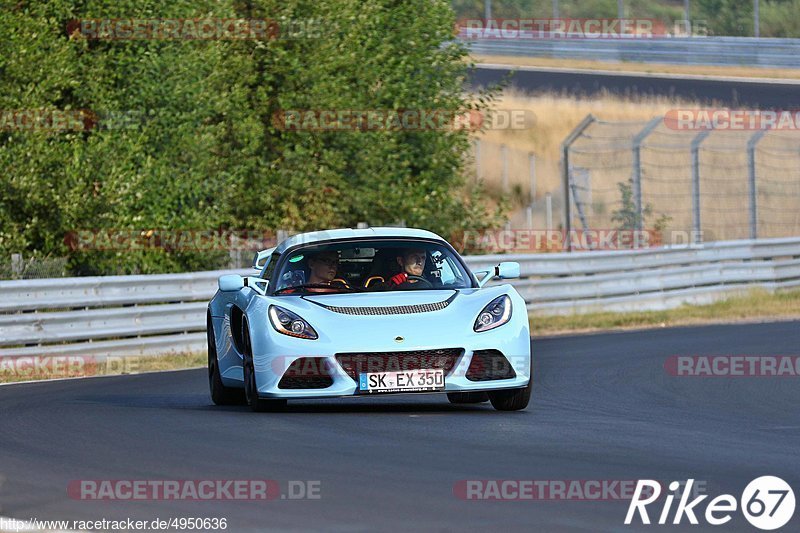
left=465, top=350, right=516, bottom=381
left=335, top=348, right=463, bottom=381
left=278, top=357, right=334, bottom=389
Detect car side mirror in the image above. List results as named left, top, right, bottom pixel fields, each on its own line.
left=218, top=274, right=244, bottom=292
left=496, top=261, right=520, bottom=279
left=252, top=248, right=274, bottom=270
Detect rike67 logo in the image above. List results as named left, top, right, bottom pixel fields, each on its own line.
left=626, top=477, right=795, bottom=530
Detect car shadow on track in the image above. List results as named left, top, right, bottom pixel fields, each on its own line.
left=198, top=399, right=531, bottom=414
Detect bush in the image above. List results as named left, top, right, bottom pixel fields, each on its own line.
left=0, top=0, right=503, bottom=275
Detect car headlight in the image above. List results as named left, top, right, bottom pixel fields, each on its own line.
left=474, top=295, right=512, bottom=332
left=268, top=305, right=318, bottom=340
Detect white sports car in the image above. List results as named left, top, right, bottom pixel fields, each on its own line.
left=207, top=227, right=532, bottom=411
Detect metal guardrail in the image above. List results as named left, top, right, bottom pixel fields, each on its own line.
left=1, top=237, right=799, bottom=357
left=462, top=36, right=800, bottom=69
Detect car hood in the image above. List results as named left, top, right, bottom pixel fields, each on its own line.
left=252, top=285, right=525, bottom=351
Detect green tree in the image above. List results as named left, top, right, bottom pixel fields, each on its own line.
left=0, top=0, right=502, bottom=275
left=611, top=179, right=671, bottom=245
left=695, top=0, right=753, bottom=36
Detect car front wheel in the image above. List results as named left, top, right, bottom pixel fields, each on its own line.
left=242, top=321, right=287, bottom=413
left=488, top=358, right=532, bottom=411
left=208, top=323, right=245, bottom=405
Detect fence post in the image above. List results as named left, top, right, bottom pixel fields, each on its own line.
left=229, top=233, right=240, bottom=269
left=501, top=144, right=508, bottom=194
left=474, top=139, right=481, bottom=182
left=528, top=152, right=536, bottom=206
left=632, top=117, right=662, bottom=230
left=747, top=129, right=768, bottom=240
left=560, top=114, right=595, bottom=251
left=11, top=253, right=22, bottom=278
left=690, top=129, right=712, bottom=244
left=754, top=0, right=760, bottom=38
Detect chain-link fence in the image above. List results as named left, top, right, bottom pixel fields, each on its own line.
left=562, top=115, right=800, bottom=246
left=0, top=255, right=70, bottom=280
left=472, top=139, right=561, bottom=231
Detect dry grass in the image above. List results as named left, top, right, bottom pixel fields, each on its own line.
left=474, top=89, right=694, bottom=207
left=473, top=54, right=800, bottom=81
left=474, top=90, right=800, bottom=237
left=530, top=288, right=800, bottom=336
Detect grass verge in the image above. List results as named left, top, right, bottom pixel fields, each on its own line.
left=473, top=54, right=800, bottom=81
left=530, top=288, right=800, bottom=336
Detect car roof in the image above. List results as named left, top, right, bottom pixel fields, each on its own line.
left=274, top=227, right=447, bottom=254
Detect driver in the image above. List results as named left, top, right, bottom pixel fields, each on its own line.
left=387, top=249, right=427, bottom=288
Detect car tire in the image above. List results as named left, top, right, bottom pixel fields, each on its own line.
left=242, top=321, right=287, bottom=413
left=446, top=392, right=489, bottom=404
left=488, top=358, right=532, bottom=411
left=208, top=322, right=245, bottom=405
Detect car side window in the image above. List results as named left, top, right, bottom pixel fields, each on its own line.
left=431, top=250, right=458, bottom=285
left=440, top=258, right=458, bottom=285
left=261, top=253, right=280, bottom=280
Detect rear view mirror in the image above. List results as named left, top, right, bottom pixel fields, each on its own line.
left=476, top=261, right=521, bottom=287
left=496, top=261, right=520, bottom=279
left=218, top=274, right=244, bottom=292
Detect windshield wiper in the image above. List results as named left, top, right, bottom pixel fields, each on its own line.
left=274, top=283, right=359, bottom=294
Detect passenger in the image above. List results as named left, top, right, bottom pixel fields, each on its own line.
left=307, top=250, right=341, bottom=286
left=284, top=250, right=348, bottom=293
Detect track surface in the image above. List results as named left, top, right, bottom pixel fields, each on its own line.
left=471, top=66, right=800, bottom=108
left=1, top=321, right=799, bottom=531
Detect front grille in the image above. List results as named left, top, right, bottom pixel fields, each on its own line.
left=465, top=350, right=516, bottom=381
left=335, top=348, right=463, bottom=381
left=278, top=357, right=334, bottom=389
left=312, top=294, right=456, bottom=316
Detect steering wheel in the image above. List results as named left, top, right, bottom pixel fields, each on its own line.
left=405, top=275, right=433, bottom=288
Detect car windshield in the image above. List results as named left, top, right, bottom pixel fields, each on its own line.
left=272, top=239, right=473, bottom=294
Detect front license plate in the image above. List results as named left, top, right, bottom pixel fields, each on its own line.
left=359, top=369, right=445, bottom=393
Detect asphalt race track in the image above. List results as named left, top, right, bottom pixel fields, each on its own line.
left=1, top=321, right=799, bottom=531
left=471, top=65, right=800, bottom=109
